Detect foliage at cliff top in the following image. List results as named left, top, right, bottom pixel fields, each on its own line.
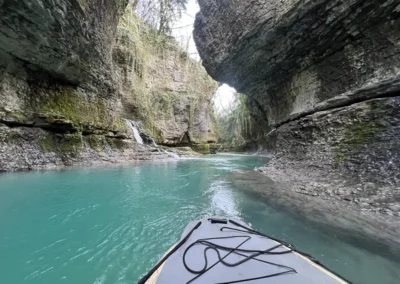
left=215, top=93, right=253, bottom=148
left=134, top=0, right=189, bottom=34
left=115, top=3, right=218, bottom=144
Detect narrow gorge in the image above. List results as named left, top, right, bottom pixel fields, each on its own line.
left=194, top=0, right=400, bottom=217
left=0, top=1, right=218, bottom=172
left=1, top=1, right=400, bottom=283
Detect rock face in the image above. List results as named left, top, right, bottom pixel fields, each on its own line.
left=0, top=0, right=127, bottom=91
left=114, top=5, right=218, bottom=147
left=194, top=0, right=400, bottom=214
left=0, top=2, right=217, bottom=171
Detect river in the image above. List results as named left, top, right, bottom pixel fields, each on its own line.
left=0, top=154, right=398, bottom=284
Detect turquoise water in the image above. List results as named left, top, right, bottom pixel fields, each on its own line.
left=0, top=154, right=399, bottom=284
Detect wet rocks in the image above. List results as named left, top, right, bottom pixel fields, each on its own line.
left=191, top=144, right=210, bottom=155
left=0, top=0, right=131, bottom=170
left=209, top=143, right=221, bottom=154
left=0, top=0, right=128, bottom=91
left=194, top=0, right=400, bottom=216
left=113, top=4, right=218, bottom=148
left=261, top=97, right=400, bottom=215
left=230, top=170, right=400, bottom=259
left=0, top=2, right=218, bottom=171
left=0, top=123, right=175, bottom=172
left=195, top=0, right=400, bottom=125
left=257, top=162, right=400, bottom=217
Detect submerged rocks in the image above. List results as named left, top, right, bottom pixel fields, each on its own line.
left=194, top=0, right=400, bottom=214
left=230, top=170, right=400, bottom=259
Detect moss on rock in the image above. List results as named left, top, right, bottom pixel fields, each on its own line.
left=10, top=111, right=28, bottom=123
left=60, top=133, right=83, bottom=157
left=112, top=116, right=130, bottom=133
left=106, top=137, right=128, bottom=150
left=113, top=4, right=218, bottom=145
left=78, top=0, right=89, bottom=9
left=39, top=86, right=111, bottom=132
left=174, top=146, right=192, bottom=152
left=191, top=144, right=210, bottom=154
left=0, top=108, right=29, bottom=124
left=86, top=135, right=105, bottom=152
left=334, top=100, right=390, bottom=167
left=40, top=135, right=56, bottom=152
left=209, top=143, right=221, bottom=154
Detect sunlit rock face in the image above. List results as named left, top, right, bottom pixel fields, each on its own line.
left=194, top=0, right=400, bottom=214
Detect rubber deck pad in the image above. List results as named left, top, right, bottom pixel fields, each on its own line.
left=156, top=217, right=343, bottom=284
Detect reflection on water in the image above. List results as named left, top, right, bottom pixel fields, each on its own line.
left=0, top=154, right=398, bottom=284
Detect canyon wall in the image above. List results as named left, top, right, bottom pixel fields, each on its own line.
left=0, top=1, right=217, bottom=171
left=194, top=0, right=400, bottom=215
left=114, top=5, right=218, bottom=147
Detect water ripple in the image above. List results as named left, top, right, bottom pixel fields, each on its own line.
left=1, top=154, right=398, bottom=284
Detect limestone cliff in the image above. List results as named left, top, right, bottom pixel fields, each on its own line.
left=0, top=1, right=217, bottom=171
left=114, top=5, right=218, bottom=147
left=194, top=0, right=400, bottom=215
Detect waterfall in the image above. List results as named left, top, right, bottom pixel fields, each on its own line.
left=122, top=120, right=178, bottom=160
left=132, top=126, right=144, bottom=145
left=149, top=137, right=157, bottom=147
left=168, top=151, right=180, bottom=159
left=123, top=119, right=143, bottom=145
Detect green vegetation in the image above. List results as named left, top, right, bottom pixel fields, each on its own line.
left=334, top=100, right=389, bottom=167
left=106, top=137, right=127, bottom=150
left=209, top=143, right=221, bottom=154
left=135, top=0, right=189, bottom=34
left=215, top=93, right=253, bottom=149
left=40, top=87, right=110, bottom=130
left=39, top=133, right=122, bottom=156
left=37, top=86, right=129, bottom=136
left=78, top=0, right=89, bottom=9
left=191, top=144, right=210, bottom=154
left=112, top=117, right=130, bottom=133
left=11, top=111, right=28, bottom=123
left=116, top=5, right=218, bottom=142
left=39, top=135, right=56, bottom=153
left=0, top=108, right=28, bottom=124
left=86, top=135, right=105, bottom=152
left=60, top=133, right=83, bottom=157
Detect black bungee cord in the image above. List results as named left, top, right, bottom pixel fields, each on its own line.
left=183, top=226, right=297, bottom=284
left=225, top=220, right=352, bottom=283
left=138, top=218, right=352, bottom=284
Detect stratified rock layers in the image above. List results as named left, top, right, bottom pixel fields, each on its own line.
left=194, top=0, right=400, bottom=215
left=0, top=1, right=217, bottom=171
left=114, top=5, right=218, bottom=146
